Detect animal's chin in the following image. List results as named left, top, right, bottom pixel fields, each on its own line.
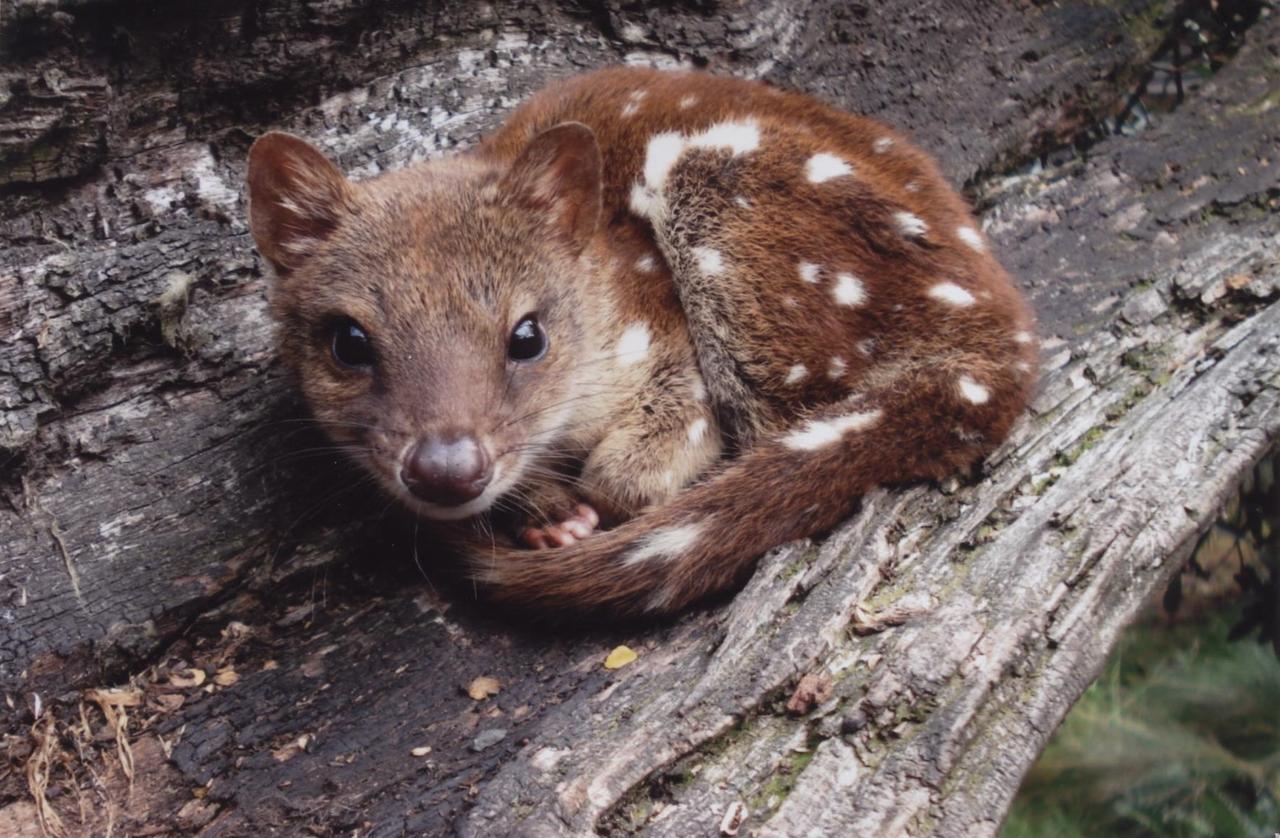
left=408, top=492, right=498, bottom=521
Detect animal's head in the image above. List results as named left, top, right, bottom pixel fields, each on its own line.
left=246, top=124, right=602, bottom=520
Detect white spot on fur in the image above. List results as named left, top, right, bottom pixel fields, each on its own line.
left=784, top=364, right=808, bottom=385
left=894, top=212, right=928, bottom=238
left=689, top=119, right=761, bottom=156
left=872, top=137, right=894, bottom=153
left=856, top=339, right=875, bottom=357
left=928, top=282, right=976, bottom=307
left=687, top=418, right=708, bottom=444
left=833, top=272, right=867, bottom=306
left=904, top=181, right=920, bottom=193
left=782, top=409, right=884, bottom=451
left=956, top=226, right=986, bottom=252
left=805, top=153, right=853, bottom=183
left=1013, top=331, right=1034, bottom=344
left=798, top=261, right=820, bottom=284
left=615, top=323, right=651, bottom=366
left=629, top=181, right=661, bottom=218
left=635, top=253, right=657, bottom=273
left=691, top=378, right=707, bottom=402
left=957, top=375, right=990, bottom=404
left=632, top=123, right=759, bottom=221
left=693, top=246, right=724, bottom=275
left=828, top=356, right=847, bottom=379
left=621, top=89, right=648, bottom=118
left=678, top=94, right=698, bottom=109
left=1015, top=361, right=1033, bottom=374
left=735, top=195, right=751, bottom=208
left=623, top=523, right=704, bottom=565
left=803, top=156, right=855, bottom=185
left=643, top=132, right=687, bottom=193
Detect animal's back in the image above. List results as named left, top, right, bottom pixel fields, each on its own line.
left=483, top=67, right=1035, bottom=446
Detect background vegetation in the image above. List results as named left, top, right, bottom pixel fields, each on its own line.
left=1006, top=452, right=1280, bottom=837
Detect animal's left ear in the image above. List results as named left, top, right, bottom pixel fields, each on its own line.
left=501, top=122, right=602, bottom=255
left=247, top=131, right=356, bottom=276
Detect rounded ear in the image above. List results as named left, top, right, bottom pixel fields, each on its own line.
left=246, top=132, right=355, bottom=275
left=500, top=122, right=602, bottom=255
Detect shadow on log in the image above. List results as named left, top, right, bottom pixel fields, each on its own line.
left=1, top=1, right=1277, bottom=834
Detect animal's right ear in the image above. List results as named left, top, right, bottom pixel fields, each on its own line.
left=499, top=122, right=602, bottom=256
left=246, top=132, right=355, bottom=275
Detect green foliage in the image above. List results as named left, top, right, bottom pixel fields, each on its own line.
left=1004, top=610, right=1280, bottom=838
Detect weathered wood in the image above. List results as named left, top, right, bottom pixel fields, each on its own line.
left=1, top=0, right=1165, bottom=701
left=2, top=0, right=1276, bottom=834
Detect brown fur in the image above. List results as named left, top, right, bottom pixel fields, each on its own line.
left=246, top=67, right=1036, bottom=617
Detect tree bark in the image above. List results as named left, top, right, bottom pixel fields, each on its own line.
left=1, top=1, right=1277, bottom=835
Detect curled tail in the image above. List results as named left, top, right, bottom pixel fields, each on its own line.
left=463, top=366, right=1027, bottom=616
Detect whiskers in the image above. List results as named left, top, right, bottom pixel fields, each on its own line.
left=264, top=467, right=387, bottom=566
left=497, top=380, right=632, bottom=432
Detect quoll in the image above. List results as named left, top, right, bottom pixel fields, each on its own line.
left=246, top=67, right=1037, bottom=616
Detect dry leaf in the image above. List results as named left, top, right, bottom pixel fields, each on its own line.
left=603, top=645, right=638, bottom=670
left=411, top=745, right=433, bottom=757
left=169, top=668, right=207, bottom=689
left=221, top=621, right=252, bottom=639
left=467, top=676, right=501, bottom=701
left=176, top=798, right=219, bottom=829
left=272, top=733, right=313, bottom=762
left=153, top=694, right=186, bottom=713
left=213, top=668, right=240, bottom=687
left=719, top=800, right=748, bottom=835
left=785, top=673, right=834, bottom=715
left=85, top=687, right=142, bottom=708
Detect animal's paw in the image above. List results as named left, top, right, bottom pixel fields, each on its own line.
left=519, top=503, right=601, bottom=549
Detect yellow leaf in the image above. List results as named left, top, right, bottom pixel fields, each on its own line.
left=603, top=645, right=637, bottom=670
left=467, top=676, right=501, bottom=701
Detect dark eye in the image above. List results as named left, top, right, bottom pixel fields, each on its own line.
left=330, top=318, right=376, bottom=369
left=508, top=314, right=548, bottom=362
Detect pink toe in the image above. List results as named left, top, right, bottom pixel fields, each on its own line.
left=546, top=526, right=576, bottom=548
left=521, top=529, right=549, bottom=550
left=575, top=504, right=600, bottom=528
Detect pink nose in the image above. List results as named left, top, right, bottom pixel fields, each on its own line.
left=400, top=432, right=492, bottom=506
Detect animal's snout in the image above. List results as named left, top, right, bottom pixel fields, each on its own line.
left=400, top=431, right=492, bottom=506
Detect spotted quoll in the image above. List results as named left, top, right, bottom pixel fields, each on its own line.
left=247, top=67, right=1036, bottom=616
